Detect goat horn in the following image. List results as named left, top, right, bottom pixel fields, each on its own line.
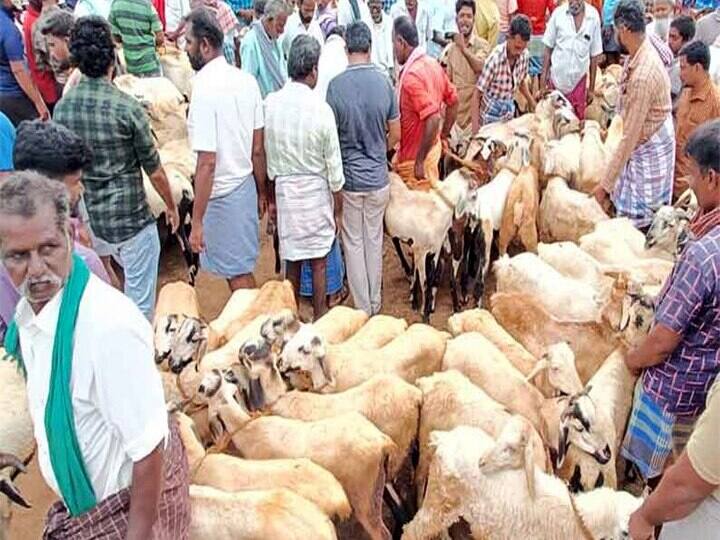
left=0, top=453, right=25, bottom=472
left=0, top=478, right=31, bottom=508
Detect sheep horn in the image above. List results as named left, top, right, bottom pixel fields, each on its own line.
left=0, top=478, right=31, bottom=508
left=0, top=453, right=26, bottom=473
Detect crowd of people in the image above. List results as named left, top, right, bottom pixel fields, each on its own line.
left=0, top=0, right=720, bottom=535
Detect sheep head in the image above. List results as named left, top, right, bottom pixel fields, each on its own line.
left=500, top=132, right=532, bottom=175
left=259, top=309, right=301, bottom=351
left=525, top=342, right=583, bottom=397
left=154, top=314, right=181, bottom=368
left=479, top=415, right=537, bottom=499
left=279, top=323, right=334, bottom=392
left=558, top=391, right=612, bottom=469
left=197, top=367, right=252, bottom=443
left=552, top=106, right=581, bottom=139
left=167, top=317, right=209, bottom=374
left=238, top=336, right=287, bottom=411
left=603, top=274, right=655, bottom=347
left=0, top=453, right=30, bottom=508
left=645, top=205, right=691, bottom=258
left=465, top=137, right=508, bottom=185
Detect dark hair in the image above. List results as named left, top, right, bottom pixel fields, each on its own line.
left=69, top=16, right=115, bottom=78
left=679, top=40, right=710, bottom=71
left=670, top=15, right=696, bottom=42
left=346, top=21, right=371, bottom=54
left=41, top=9, right=75, bottom=38
left=393, top=15, right=419, bottom=47
left=13, top=121, right=92, bottom=178
left=288, top=34, right=321, bottom=81
left=685, top=119, right=720, bottom=175
left=0, top=171, right=70, bottom=235
left=614, top=0, right=646, bottom=33
left=456, top=0, right=476, bottom=15
left=186, top=8, right=224, bottom=50
left=326, top=24, right=345, bottom=39
left=508, top=14, right=531, bottom=41
left=254, top=0, right=266, bottom=16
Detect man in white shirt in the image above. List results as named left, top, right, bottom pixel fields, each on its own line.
left=540, top=0, right=602, bottom=120
left=186, top=8, right=267, bottom=291
left=338, top=0, right=373, bottom=27
left=390, top=0, right=432, bottom=49
left=369, top=0, right=394, bottom=78
left=646, top=0, right=673, bottom=41
left=0, top=171, right=190, bottom=539
left=280, top=0, right=325, bottom=57
left=316, top=26, right=348, bottom=98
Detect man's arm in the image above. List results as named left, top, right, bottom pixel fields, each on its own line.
left=625, top=323, right=682, bottom=371
left=148, top=167, right=179, bottom=232
left=471, top=86, right=482, bottom=134
left=539, top=45, right=552, bottom=93
left=415, top=113, right=442, bottom=179
left=387, top=118, right=401, bottom=150
left=588, top=54, right=600, bottom=101
left=252, top=128, right=268, bottom=218
left=189, top=151, right=216, bottom=253
left=629, top=453, right=718, bottom=539
left=9, top=61, right=49, bottom=120
left=442, top=101, right=458, bottom=140
left=126, top=443, right=164, bottom=540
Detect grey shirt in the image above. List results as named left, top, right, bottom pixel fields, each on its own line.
left=326, top=63, right=399, bottom=192
left=696, top=9, right=720, bottom=47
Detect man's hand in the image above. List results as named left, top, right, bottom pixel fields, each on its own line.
left=592, top=185, right=611, bottom=213
left=414, top=159, right=426, bottom=181
left=35, top=100, right=50, bottom=121
left=628, top=511, right=655, bottom=540
left=257, top=192, right=267, bottom=220
left=189, top=221, right=205, bottom=253
left=587, top=91, right=594, bottom=106
left=452, top=33, right=466, bottom=50
left=334, top=207, right=343, bottom=235
left=267, top=200, right=277, bottom=228
left=165, top=205, right=180, bottom=234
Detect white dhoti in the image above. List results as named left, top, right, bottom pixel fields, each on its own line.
left=275, top=173, right=335, bottom=262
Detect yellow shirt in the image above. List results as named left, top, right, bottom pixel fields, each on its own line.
left=686, top=380, right=720, bottom=501
left=474, top=0, right=500, bottom=48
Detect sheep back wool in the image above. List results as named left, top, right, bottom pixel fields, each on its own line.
left=4, top=254, right=97, bottom=516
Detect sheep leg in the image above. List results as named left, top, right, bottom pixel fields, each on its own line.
left=460, top=226, right=474, bottom=304
left=393, top=237, right=414, bottom=279
left=447, top=229, right=463, bottom=312
left=411, top=267, right=421, bottom=311
left=474, top=220, right=494, bottom=307
left=353, top=457, right=393, bottom=540
left=422, top=253, right=434, bottom=323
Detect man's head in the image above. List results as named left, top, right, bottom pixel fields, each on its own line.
left=254, top=0, right=266, bottom=17
left=685, top=119, right=720, bottom=213
left=455, top=0, right=475, bottom=38
left=13, top=120, right=92, bottom=208
left=679, top=40, right=710, bottom=88
left=652, top=0, right=673, bottom=19
left=263, top=0, right=292, bottom=38
left=405, top=0, right=417, bottom=11
left=368, top=0, right=383, bottom=23
left=568, top=0, right=584, bottom=16
left=299, top=0, right=316, bottom=25
left=668, top=15, right=695, bottom=55
left=0, top=172, right=73, bottom=311
left=69, top=16, right=115, bottom=79
left=184, top=8, right=224, bottom=71
left=288, top=34, right=321, bottom=86
left=392, top=15, right=418, bottom=65
left=41, top=9, right=74, bottom=69
left=346, top=21, right=371, bottom=59
left=614, top=0, right=647, bottom=54
left=506, top=15, right=531, bottom=58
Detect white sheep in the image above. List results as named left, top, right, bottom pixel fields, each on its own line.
left=313, top=306, right=370, bottom=344
left=537, top=241, right=611, bottom=293
left=206, top=288, right=259, bottom=348
left=189, top=485, right=338, bottom=540
left=539, top=176, right=609, bottom=243
left=341, top=315, right=408, bottom=349
left=402, top=419, right=642, bottom=540
left=543, top=132, right=581, bottom=182
left=497, top=164, right=540, bottom=255
left=604, top=113, right=623, bottom=157
left=576, top=120, right=606, bottom=193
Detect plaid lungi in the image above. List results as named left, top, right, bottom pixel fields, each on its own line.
left=612, top=115, right=675, bottom=229
left=43, top=417, right=190, bottom=540
left=621, top=380, right=698, bottom=480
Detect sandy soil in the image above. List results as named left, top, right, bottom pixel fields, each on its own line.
left=8, top=224, right=460, bottom=539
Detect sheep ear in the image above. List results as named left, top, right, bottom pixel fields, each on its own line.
left=557, top=425, right=569, bottom=468
left=525, top=356, right=549, bottom=384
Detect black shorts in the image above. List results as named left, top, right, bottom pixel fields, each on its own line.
left=0, top=93, right=38, bottom=127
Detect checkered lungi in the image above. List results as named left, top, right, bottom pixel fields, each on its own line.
left=612, top=115, right=675, bottom=229
left=621, top=379, right=698, bottom=481
left=43, top=417, right=191, bottom=540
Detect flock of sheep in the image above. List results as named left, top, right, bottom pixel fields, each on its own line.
left=0, top=61, right=699, bottom=540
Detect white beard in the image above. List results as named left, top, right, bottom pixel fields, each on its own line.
left=652, top=17, right=671, bottom=41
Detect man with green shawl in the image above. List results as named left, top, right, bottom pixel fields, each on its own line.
left=0, top=171, right=190, bottom=539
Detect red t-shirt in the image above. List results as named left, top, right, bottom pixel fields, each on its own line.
left=22, top=6, right=58, bottom=106
left=398, top=55, right=459, bottom=163
left=517, top=0, right=556, bottom=35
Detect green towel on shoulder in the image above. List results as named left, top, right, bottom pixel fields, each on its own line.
left=4, top=254, right=97, bottom=516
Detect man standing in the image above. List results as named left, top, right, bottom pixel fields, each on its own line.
left=496, top=0, right=517, bottom=42
left=241, top=0, right=291, bottom=97
left=471, top=14, right=534, bottom=130
left=23, top=0, right=58, bottom=114
left=54, top=17, right=179, bottom=319
left=186, top=8, right=266, bottom=291
left=390, top=0, right=432, bottom=50
left=280, top=0, right=324, bottom=57
left=338, top=0, right=373, bottom=28
left=593, top=0, right=674, bottom=230
left=517, top=0, right=554, bottom=91
left=440, top=0, right=488, bottom=134
left=393, top=16, right=458, bottom=190
left=620, top=119, right=720, bottom=493
left=316, top=0, right=338, bottom=38
left=646, top=0, right=673, bottom=40
left=668, top=15, right=695, bottom=103
left=33, top=0, right=72, bottom=91
left=109, top=0, right=164, bottom=77
left=0, top=172, right=190, bottom=540
left=265, top=35, right=345, bottom=318
left=327, top=22, right=399, bottom=315
left=369, top=0, right=394, bottom=77
left=315, top=26, right=347, bottom=98
left=674, top=42, right=720, bottom=201
left=540, top=0, right=602, bottom=120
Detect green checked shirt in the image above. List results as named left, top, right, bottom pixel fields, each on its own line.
left=109, top=0, right=162, bottom=76
left=54, top=77, right=160, bottom=244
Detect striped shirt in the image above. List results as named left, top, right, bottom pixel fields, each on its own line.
left=109, top=0, right=162, bottom=76
left=475, top=42, right=529, bottom=116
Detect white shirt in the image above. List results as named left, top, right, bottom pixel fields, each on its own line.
left=280, top=11, right=325, bottom=58
left=543, top=3, right=603, bottom=93
left=390, top=0, right=433, bottom=50
left=264, top=80, right=345, bottom=192
left=16, top=274, right=167, bottom=503
left=337, top=0, right=373, bottom=28
left=371, top=12, right=394, bottom=76
left=165, top=0, right=191, bottom=32
left=188, top=56, right=264, bottom=199
left=73, top=0, right=112, bottom=19
left=316, top=34, right=349, bottom=100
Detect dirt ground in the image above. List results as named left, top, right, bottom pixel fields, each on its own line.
left=8, top=223, right=460, bottom=539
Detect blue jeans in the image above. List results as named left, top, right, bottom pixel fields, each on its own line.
left=92, top=223, right=161, bottom=319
